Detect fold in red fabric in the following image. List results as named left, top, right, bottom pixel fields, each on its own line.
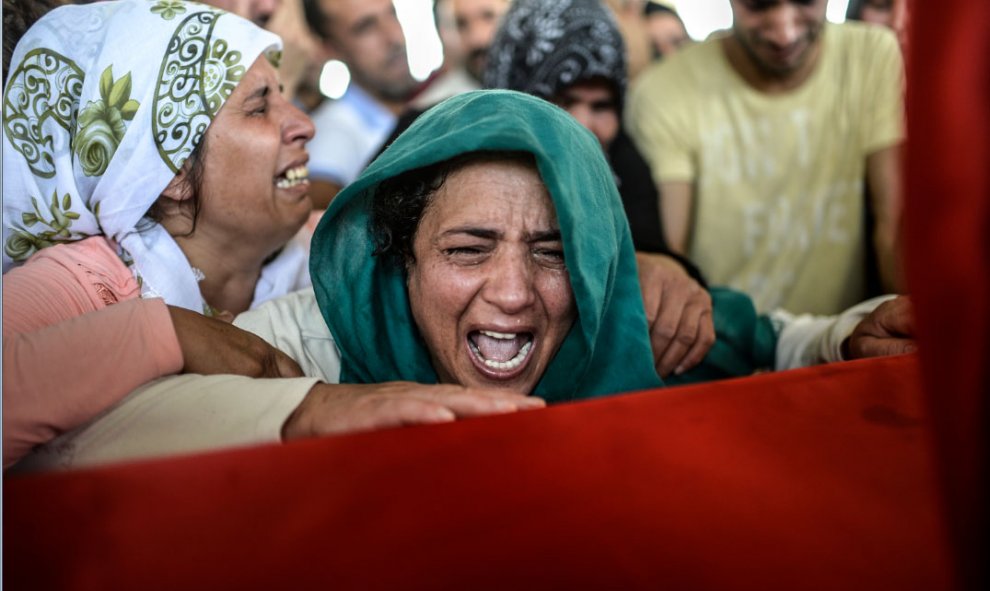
left=3, top=355, right=952, bottom=590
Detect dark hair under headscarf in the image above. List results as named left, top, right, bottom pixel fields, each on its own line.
left=483, top=0, right=627, bottom=108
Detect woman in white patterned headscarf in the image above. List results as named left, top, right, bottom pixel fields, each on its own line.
left=2, top=0, right=318, bottom=468
left=3, top=0, right=315, bottom=313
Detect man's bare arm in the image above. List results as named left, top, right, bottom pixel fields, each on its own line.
left=658, top=180, right=694, bottom=255
left=866, top=144, right=904, bottom=293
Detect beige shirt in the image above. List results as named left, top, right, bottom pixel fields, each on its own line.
left=628, top=23, right=904, bottom=314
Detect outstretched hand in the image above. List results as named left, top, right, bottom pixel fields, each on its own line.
left=635, top=252, right=715, bottom=377
left=844, top=295, right=917, bottom=359
left=281, top=382, right=546, bottom=440
left=168, top=305, right=304, bottom=378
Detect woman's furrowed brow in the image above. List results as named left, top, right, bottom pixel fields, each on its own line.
left=528, top=229, right=562, bottom=242
left=439, top=227, right=500, bottom=240
left=438, top=228, right=561, bottom=241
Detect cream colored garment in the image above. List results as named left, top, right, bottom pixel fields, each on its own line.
left=233, top=288, right=342, bottom=382
left=10, top=375, right=319, bottom=473
left=627, top=23, right=904, bottom=314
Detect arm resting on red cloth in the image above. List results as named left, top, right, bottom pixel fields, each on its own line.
left=2, top=298, right=183, bottom=468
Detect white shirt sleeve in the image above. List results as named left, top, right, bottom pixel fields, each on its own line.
left=771, top=295, right=898, bottom=370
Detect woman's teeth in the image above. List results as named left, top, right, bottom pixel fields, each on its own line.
left=484, top=341, right=531, bottom=370
left=470, top=330, right=533, bottom=371
left=481, top=329, right=515, bottom=339
left=275, top=165, right=309, bottom=189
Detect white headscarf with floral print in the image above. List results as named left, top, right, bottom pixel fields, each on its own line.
left=2, top=0, right=285, bottom=312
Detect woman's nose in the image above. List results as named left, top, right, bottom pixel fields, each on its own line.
left=483, top=249, right=536, bottom=314
left=283, top=102, right=316, bottom=144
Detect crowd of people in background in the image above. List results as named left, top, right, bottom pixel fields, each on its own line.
left=2, top=0, right=914, bottom=472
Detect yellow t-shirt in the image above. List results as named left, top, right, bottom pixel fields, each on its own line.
left=627, top=22, right=904, bottom=314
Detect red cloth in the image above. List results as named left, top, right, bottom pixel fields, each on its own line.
left=2, top=356, right=952, bottom=590
left=903, top=0, right=990, bottom=586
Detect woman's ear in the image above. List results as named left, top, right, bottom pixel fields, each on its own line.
left=152, top=160, right=197, bottom=235
left=160, top=163, right=193, bottom=203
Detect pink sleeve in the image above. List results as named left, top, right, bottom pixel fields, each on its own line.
left=2, top=298, right=183, bottom=468
left=2, top=238, right=183, bottom=468
left=2, top=236, right=142, bottom=337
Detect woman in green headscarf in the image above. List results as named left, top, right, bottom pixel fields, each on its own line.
left=310, top=89, right=664, bottom=400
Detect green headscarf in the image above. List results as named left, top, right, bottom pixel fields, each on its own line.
left=310, top=90, right=661, bottom=402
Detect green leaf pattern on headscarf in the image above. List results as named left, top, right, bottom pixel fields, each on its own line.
left=150, top=0, right=187, bottom=21
left=4, top=191, right=82, bottom=261
left=74, top=66, right=138, bottom=177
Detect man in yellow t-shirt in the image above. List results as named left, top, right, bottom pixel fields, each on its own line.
left=626, top=0, right=904, bottom=315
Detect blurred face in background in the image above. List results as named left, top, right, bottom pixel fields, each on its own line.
left=729, top=0, right=827, bottom=79
left=453, top=0, right=510, bottom=83
left=553, top=79, right=621, bottom=152
left=645, top=9, right=689, bottom=59
left=859, top=0, right=894, bottom=26
left=318, top=0, right=416, bottom=102
left=856, top=0, right=909, bottom=48
left=433, top=0, right=466, bottom=69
